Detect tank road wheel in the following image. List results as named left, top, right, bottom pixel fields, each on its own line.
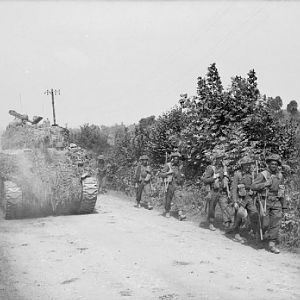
left=79, top=177, right=98, bottom=214
left=4, top=181, right=22, bottom=220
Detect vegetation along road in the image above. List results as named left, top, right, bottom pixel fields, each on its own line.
left=1, top=193, right=299, bottom=300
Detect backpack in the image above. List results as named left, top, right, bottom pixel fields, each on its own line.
left=260, top=170, right=284, bottom=197
left=261, top=170, right=283, bottom=182
left=203, top=165, right=221, bottom=191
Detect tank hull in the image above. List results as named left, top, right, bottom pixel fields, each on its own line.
left=0, top=149, right=98, bottom=219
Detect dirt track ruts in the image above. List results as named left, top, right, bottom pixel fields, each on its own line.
left=0, top=192, right=300, bottom=300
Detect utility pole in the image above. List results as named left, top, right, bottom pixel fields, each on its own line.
left=44, top=89, right=60, bottom=126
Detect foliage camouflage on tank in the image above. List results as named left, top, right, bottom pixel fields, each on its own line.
left=0, top=117, right=98, bottom=219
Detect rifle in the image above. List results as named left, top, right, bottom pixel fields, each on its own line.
left=254, top=160, right=264, bottom=241
left=222, top=161, right=231, bottom=199
left=255, top=193, right=264, bottom=241
left=221, top=161, right=234, bottom=221
left=163, top=152, right=168, bottom=193
left=223, top=177, right=231, bottom=199
left=223, top=175, right=234, bottom=221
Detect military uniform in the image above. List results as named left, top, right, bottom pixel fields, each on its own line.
left=134, top=155, right=153, bottom=209
left=97, top=155, right=107, bottom=194
left=202, top=155, right=232, bottom=231
left=160, top=152, right=186, bottom=220
left=251, top=154, right=287, bottom=254
left=105, top=163, right=113, bottom=189
left=231, top=156, right=258, bottom=242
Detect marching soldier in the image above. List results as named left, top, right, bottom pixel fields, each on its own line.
left=251, top=154, right=287, bottom=254
left=97, top=155, right=108, bottom=194
left=230, top=156, right=259, bottom=243
left=134, top=155, right=153, bottom=209
left=77, top=160, right=85, bottom=176
left=105, top=163, right=113, bottom=189
left=160, top=152, right=186, bottom=220
left=202, top=152, right=233, bottom=231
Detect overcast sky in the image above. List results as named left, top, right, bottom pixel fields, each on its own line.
left=0, top=0, right=299, bottom=129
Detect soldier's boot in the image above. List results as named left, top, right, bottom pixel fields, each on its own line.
left=209, top=223, right=216, bottom=231
left=225, top=226, right=236, bottom=234
left=248, top=229, right=255, bottom=238
left=227, top=217, right=240, bottom=234
left=178, top=210, right=186, bottom=221
left=223, top=221, right=232, bottom=230
left=233, top=233, right=246, bottom=243
left=136, top=202, right=141, bottom=208
left=147, top=202, right=153, bottom=210
left=268, top=241, right=280, bottom=254
left=165, top=212, right=170, bottom=218
left=255, top=232, right=262, bottom=242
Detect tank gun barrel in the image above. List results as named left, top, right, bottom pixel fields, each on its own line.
left=9, top=110, right=43, bottom=125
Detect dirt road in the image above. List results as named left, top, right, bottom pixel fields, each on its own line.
left=0, top=193, right=299, bottom=300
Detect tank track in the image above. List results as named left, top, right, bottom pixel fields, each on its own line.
left=3, top=181, right=22, bottom=220
left=79, top=177, right=98, bottom=214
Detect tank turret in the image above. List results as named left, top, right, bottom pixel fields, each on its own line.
left=0, top=111, right=98, bottom=219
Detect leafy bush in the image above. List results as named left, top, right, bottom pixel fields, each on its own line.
left=70, top=63, right=300, bottom=250
left=69, top=123, right=110, bottom=155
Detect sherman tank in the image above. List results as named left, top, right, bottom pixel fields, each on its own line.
left=0, top=111, right=98, bottom=219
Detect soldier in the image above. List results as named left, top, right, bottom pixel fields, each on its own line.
left=202, top=152, right=233, bottom=231
left=251, top=154, right=287, bottom=254
left=77, top=160, right=84, bottom=176
left=77, top=159, right=90, bottom=182
left=160, top=152, right=186, bottom=220
left=97, top=155, right=107, bottom=194
left=134, top=155, right=153, bottom=209
left=230, top=156, right=259, bottom=243
left=105, top=163, right=113, bottom=189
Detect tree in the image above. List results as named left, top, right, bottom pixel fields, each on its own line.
left=178, top=64, right=297, bottom=173
left=178, top=65, right=261, bottom=173
left=267, top=96, right=283, bottom=112
left=112, top=126, right=136, bottom=167
left=69, top=124, right=109, bottom=154
left=287, top=100, right=298, bottom=116
left=133, top=116, right=156, bottom=159
left=147, top=107, right=187, bottom=164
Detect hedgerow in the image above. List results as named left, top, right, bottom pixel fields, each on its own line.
left=71, top=63, right=300, bottom=250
